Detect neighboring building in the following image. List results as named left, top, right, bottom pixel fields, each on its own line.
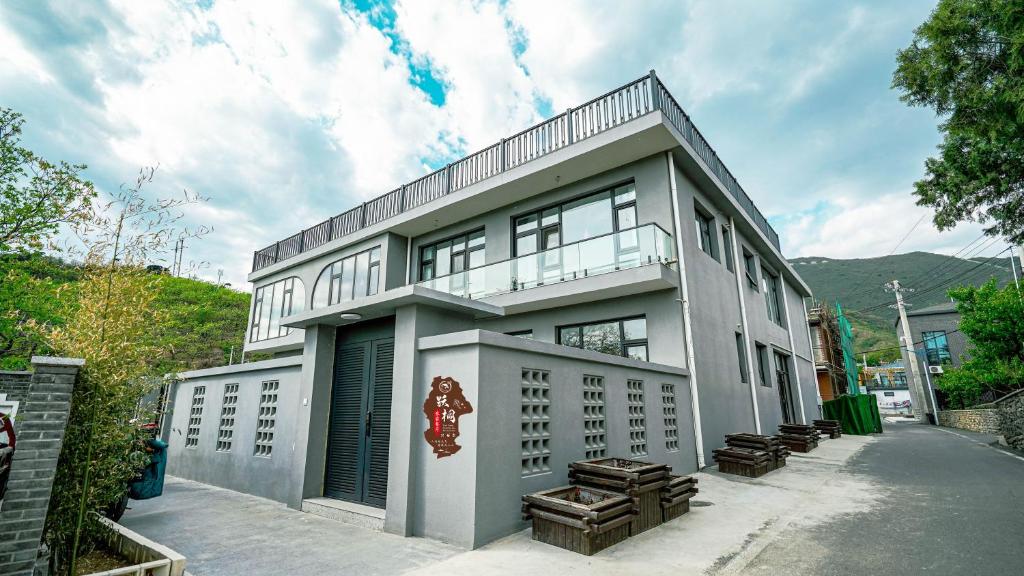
left=161, top=72, right=818, bottom=549
left=895, top=302, right=967, bottom=418
left=863, top=360, right=911, bottom=415
left=807, top=301, right=857, bottom=401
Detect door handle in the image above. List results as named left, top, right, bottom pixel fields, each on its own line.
left=365, top=410, right=373, bottom=437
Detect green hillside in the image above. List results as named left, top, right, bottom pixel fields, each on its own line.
left=792, top=251, right=1016, bottom=362
left=0, top=252, right=251, bottom=372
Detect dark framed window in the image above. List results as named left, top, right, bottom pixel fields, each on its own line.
left=311, top=246, right=381, bottom=309
left=762, top=266, right=783, bottom=325
left=743, top=248, right=758, bottom=287
left=419, top=229, right=485, bottom=281
left=735, top=332, right=748, bottom=383
left=694, top=203, right=717, bottom=260
left=755, top=342, right=771, bottom=387
left=512, top=182, right=636, bottom=257
left=922, top=331, right=952, bottom=366
left=722, top=225, right=735, bottom=272
left=506, top=330, right=534, bottom=339
left=557, top=316, right=648, bottom=361
left=250, top=277, right=306, bottom=342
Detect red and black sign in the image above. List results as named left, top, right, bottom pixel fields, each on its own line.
left=423, top=376, right=473, bottom=458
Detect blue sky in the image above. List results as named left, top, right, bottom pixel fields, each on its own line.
left=0, top=0, right=999, bottom=288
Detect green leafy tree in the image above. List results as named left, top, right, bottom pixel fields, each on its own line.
left=892, top=0, right=1024, bottom=243
left=0, top=108, right=96, bottom=252
left=938, top=279, right=1024, bottom=406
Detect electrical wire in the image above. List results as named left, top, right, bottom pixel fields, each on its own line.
left=848, top=244, right=1011, bottom=315
left=854, top=328, right=961, bottom=356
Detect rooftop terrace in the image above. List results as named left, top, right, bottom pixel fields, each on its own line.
left=252, top=71, right=780, bottom=273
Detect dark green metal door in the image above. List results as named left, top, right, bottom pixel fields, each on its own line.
left=324, top=333, right=394, bottom=508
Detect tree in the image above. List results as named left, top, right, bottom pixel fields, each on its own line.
left=0, top=253, right=80, bottom=370
left=34, top=167, right=209, bottom=574
left=937, top=279, right=1024, bottom=407
left=892, top=0, right=1024, bottom=243
left=0, top=108, right=96, bottom=252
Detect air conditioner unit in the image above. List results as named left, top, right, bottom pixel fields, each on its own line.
left=928, top=365, right=944, bottom=374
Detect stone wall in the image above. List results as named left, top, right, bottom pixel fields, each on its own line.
left=995, top=390, right=1024, bottom=451
left=0, top=370, right=33, bottom=405
left=0, top=357, right=83, bottom=576
left=937, top=408, right=1001, bottom=434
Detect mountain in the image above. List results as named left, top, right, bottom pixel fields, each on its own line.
left=791, top=251, right=1017, bottom=363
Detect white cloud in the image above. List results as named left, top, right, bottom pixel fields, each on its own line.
left=0, top=0, right=971, bottom=288
left=781, top=192, right=1008, bottom=260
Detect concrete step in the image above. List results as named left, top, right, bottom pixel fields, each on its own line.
left=301, top=497, right=385, bottom=531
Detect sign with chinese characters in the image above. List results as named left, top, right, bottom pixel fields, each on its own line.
left=423, top=376, right=473, bottom=458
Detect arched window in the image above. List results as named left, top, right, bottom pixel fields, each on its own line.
left=249, top=277, right=305, bottom=342
left=312, top=246, right=381, bottom=309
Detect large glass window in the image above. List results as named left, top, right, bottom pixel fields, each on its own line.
left=312, top=246, right=381, bottom=309
left=762, top=267, right=783, bottom=325
left=558, top=316, right=648, bottom=361
left=694, top=203, right=717, bottom=260
left=513, top=182, right=635, bottom=257
left=250, top=277, right=305, bottom=342
left=419, top=229, right=485, bottom=281
left=922, top=331, right=952, bottom=366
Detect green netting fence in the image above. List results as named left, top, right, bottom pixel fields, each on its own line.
left=822, top=394, right=883, bottom=435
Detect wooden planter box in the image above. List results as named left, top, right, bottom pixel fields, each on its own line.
left=661, top=475, right=698, bottom=522
left=568, top=458, right=670, bottom=535
left=718, top=459, right=771, bottom=478
left=523, top=485, right=634, bottom=555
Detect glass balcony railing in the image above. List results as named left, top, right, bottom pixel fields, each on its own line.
left=417, top=224, right=675, bottom=300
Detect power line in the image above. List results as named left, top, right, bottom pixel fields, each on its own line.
left=887, top=213, right=927, bottom=256
left=838, top=231, right=989, bottom=303
left=855, top=329, right=961, bottom=356
left=849, top=245, right=1011, bottom=315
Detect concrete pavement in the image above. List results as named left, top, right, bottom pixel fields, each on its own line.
left=737, top=421, right=1024, bottom=576
left=120, top=422, right=1023, bottom=575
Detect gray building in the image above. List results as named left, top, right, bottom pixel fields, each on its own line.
left=895, top=302, right=966, bottom=417
left=162, top=72, right=818, bottom=549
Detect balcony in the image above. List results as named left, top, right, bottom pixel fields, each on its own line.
left=252, top=71, right=780, bottom=272
left=417, top=224, right=674, bottom=301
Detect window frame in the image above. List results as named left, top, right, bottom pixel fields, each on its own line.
left=735, top=332, right=748, bottom=383
left=311, top=246, right=381, bottom=309
left=418, top=228, right=485, bottom=282
left=921, top=330, right=952, bottom=366
left=761, top=265, right=783, bottom=325
left=250, top=276, right=305, bottom=342
left=511, top=181, right=636, bottom=258
left=742, top=248, right=758, bottom=288
left=722, top=225, right=735, bottom=272
left=755, top=342, right=771, bottom=388
left=556, top=315, right=648, bottom=361
left=693, top=202, right=717, bottom=260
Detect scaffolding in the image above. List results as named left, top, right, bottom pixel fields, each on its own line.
left=808, top=300, right=858, bottom=400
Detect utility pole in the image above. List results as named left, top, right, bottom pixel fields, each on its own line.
left=890, top=280, right=930, bottom=424
left=1011, top=246, right=1022, bottom=301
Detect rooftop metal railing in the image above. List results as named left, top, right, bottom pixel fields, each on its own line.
left=252, top=71, right=780, bottom=272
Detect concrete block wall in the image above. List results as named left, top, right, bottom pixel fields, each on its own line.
left=166, top=358, right=302, bottom=503
left=0, top=370, right=33, bottom=405
left=0, top=356, right=83, bottom=576
left=413, top=331, right=693, bottom=548
left=938, top=409, right=1001, bottom=434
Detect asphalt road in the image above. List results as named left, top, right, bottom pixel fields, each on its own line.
left=742, top=422, right=1024, bottom=575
